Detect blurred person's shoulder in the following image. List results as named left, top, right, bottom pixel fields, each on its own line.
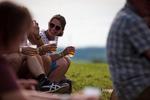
left=115, top=3, right=144, bottom=25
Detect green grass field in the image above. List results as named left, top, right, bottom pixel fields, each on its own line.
left=66, top=62, right=113, bottom=100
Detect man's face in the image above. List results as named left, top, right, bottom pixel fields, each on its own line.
left=133, top=0, right=150, bottom=17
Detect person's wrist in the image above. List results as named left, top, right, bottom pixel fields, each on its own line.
left=19, top=46, right=22, bottom=53
left=58, top=52, right=63, bottom=58
left=62, top=51, right=66, bottom=57
left=39, top=46, right=42, bottom=52
left=37, top=48, right=39, bottom=54
left=61, top=52, right=64, bottom=57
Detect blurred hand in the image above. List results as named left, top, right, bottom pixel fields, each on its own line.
left=41, top=43, right=57, bottom=53
left=22, top=46, right=37, bottom=55
left=62, top=46, right=75, bottom=56
left=31, top=20, right=40, bottom=38
left=17, top=79, right=38, bottom=90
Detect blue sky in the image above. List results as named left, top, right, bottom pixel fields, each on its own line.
left=10, top=0, right=125, bottom=48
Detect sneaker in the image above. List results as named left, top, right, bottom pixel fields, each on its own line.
left=41, top=82, right=69, bottom=93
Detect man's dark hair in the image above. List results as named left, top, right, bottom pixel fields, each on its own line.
left=0, top=1, right=30, bottom=49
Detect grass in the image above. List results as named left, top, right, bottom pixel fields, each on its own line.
left=66, top=62, right=113, bottom=100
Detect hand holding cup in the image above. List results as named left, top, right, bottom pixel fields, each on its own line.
left=41, top=41, right=57, bottom=53
left=62, top=46, right=75, bottom=57
left=22, top=46, right=37, bottom=56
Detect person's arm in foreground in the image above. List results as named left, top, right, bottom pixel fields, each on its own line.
left=1, top=79, right=38, bottom=100
left=1, top=78, right=53, bottom=100
left=0, top=55, right=28, bottom=100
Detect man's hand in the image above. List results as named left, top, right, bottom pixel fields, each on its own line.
left=41, top=44, right=57, bottom=53
left=22, top=46, right=37, bottom=55
left=17, top=79, right=38, bottom=90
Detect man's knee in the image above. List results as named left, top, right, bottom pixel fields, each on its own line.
left=35, top=54, right=42, bottom=61
left=42, top=55, right=52, bottom=66
left=35, top=54, right=43, bottom=66
left=6, top=53, right=21, bottom=65
left=5, top=53, right=22, bottom=72
left=57, top=58, right=68, bottom=69
left=64, top=56, right=71, bottom=66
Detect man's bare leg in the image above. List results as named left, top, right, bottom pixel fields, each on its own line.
left=18, top=55, right=51, bottom=79
left=5, top=53, right=69, bottom=93
left=4, top=53, right=26, bottom=73
left=27, top=55, right=45, bottom=78
left=24, top=55, right=69, bottom=93
left=41, top=55, right=52, bottom=75
left=18, top=54, right=45, bottom=79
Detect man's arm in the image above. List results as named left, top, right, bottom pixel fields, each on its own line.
left=28, top=33, right=45, bottom=47
left=28, top=20, right=45, bottom=47
left=1, top=90, right=28, bottom=100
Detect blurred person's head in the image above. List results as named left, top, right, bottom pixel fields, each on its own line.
left=0, top=1, right=32, bottom=53
left=127, top=0, right=150, bottom=17
left=48, top=14, right=66, bottom=37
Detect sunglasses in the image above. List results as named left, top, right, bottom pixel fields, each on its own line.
left=50, top=23, right=61, bottom=31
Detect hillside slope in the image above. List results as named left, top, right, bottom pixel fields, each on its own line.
left=56, top=47, right=107, bottom=62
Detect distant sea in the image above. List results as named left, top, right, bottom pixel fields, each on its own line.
left=56, top=47, right=107, bottom=63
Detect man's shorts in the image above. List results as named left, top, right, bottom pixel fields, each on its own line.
left=47, top=61, right=58, bottom=76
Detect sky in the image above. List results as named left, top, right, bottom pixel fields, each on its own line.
left=5, top=0, right=126, bottom=48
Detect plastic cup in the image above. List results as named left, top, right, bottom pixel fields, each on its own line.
left=29, top=45, right=37, bottom=56
left=68, top=46, right=75, bottom=57
left=49, top=41, right=57, bottom=53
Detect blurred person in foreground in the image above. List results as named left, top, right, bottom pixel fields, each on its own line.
left=0, top=1, right=100, bottom=100
left=3, top=5, right=69, bottom=93
left=107, top=0, right=150, bottom=100
left=0, top=1, right=40, bottom=99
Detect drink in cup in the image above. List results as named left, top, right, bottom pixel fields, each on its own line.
left=68, top=51, right=74, bottom=57
left=49, top=41, right=57, bottom=53
left=68, top=46, right=75, bottom=57
left=29, top=45, right=37, bottom=56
